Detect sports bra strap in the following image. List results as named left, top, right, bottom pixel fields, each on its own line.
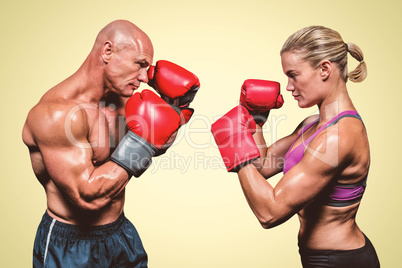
left=322, top=113, right=364, bottom=130
left=304, top=111, right=363, bottom=145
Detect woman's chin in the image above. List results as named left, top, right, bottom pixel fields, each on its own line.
left=298, top=101, right=315, bottom=109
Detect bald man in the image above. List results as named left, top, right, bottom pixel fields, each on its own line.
left=22, top=20, right=154, bottom=267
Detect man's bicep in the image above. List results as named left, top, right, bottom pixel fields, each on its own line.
left=36, top=107, right=96, bottom=198
left=40, top=138, right=95, bottom=196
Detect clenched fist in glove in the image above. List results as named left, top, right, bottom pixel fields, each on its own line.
left=211, top=105, right=260, bottom=172
left=147, top=60, right=200, bottom=109
left=110, top=90, right=190, bottom=177
left=240, top=79, right=284, bottom=127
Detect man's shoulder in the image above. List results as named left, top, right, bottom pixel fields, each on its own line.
left=25, top=97, right=92, bottom=146
left=28, top=96, right=87, bottom=123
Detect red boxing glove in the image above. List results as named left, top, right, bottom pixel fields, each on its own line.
left=110, top=90, right=191, bottom=177
left=240, top=79, right=284, bottom=126
left=147, top=60, right=200, bottom=108
left=211, top=105, right=260, bottom=172
left=125, top=90, right=189, bottom=148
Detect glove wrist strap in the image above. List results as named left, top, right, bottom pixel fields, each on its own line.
left=110, top=131, right=157, bottom=178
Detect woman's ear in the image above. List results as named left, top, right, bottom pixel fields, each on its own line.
left=320, top=60, right=332, bottom=81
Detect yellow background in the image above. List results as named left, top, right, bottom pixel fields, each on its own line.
left=1, top=0, right=401, bottom=267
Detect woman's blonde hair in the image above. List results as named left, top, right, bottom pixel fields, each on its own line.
left=280, top=26, right=367, bottom=83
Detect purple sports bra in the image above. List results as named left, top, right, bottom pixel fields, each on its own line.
left=283, top=111, right=367, bottom=207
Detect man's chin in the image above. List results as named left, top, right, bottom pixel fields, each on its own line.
left=123, top=92, right=134, bottom=97
left=121, top=88, right=137, bottom=97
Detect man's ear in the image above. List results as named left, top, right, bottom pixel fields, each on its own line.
left=320, top=60, right=332, bottom=81
left=101, top=41, right=113, bottom=63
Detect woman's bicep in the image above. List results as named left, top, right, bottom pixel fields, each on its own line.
left=257, top=130, right=299, bottom=178
left=273, top=130, right=346, bottom=215
left=257, top=115, right=320, bottom=179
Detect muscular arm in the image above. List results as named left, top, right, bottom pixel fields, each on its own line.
left=252, top=116, right=318, bottom=179
left=252, top=124, right=298, bottom=178
left=238, top=124, right=348, bottom=228
left=28, top=103, right=130, bottom=211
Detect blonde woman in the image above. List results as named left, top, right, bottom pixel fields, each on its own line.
left=212, top=26, right=380, bottom=267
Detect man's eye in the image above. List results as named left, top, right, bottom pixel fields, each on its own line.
left=135, top=62, right=148, bottom=68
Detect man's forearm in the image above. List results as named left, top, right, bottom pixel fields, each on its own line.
left=73, top=161, right=130, bottom=211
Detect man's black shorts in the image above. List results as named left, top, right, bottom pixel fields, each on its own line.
left=33, top=211, right=148, bottom=268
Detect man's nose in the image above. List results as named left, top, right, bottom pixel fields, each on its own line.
left=139, top=68, right=149, bottom=84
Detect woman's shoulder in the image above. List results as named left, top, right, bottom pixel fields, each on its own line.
left=308, top=114, right=367, bottom=166
left=293, top=114, right=320, bottom=134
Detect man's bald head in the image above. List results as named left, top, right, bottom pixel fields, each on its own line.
left=93, top=20, right=153, bottom=53
left=88, top=20, right=153, bottom=97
